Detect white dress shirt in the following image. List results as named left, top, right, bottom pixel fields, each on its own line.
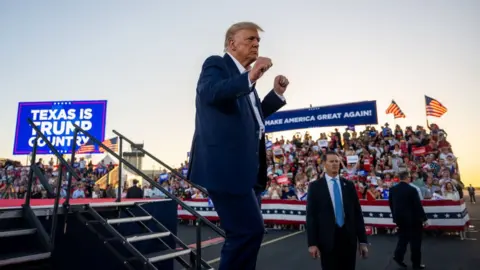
left=227, top=53, right=285, bottom=139
left=325, top=174, right=344, bottom=215
left=325, top=174, right=369, bottom=245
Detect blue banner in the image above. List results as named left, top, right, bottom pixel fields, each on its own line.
left=13, top=100, right=108, bottom=155
left=265, top=101, right=378, bottom=133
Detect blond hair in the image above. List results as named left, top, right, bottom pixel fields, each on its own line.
left=224, top=22, right=264, bottom=51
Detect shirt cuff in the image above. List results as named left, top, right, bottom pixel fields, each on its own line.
left=247, top=72, right=254, bottom=88
left=275, top=91, right=286, bottom=102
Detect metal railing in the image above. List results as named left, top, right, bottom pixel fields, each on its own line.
left=112, top=130, right=220, bottom=268
left=112, top=130, right=210, bottom=196
left=24, top=118, right=225, bottom=269
left=69, top=124, right=225, bottom=269
left=24, top=123, right=70, bottom=251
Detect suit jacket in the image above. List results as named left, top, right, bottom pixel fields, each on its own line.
left=126, top=186, right=143, bottom=199
left=389, top=182, right=427, bottom=226
left=188, top=54, right=286, bottom=195
left=306, top=177, right=368, bottom=252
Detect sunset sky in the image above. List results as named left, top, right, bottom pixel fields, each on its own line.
left=1, top=1, right=479, bottom=184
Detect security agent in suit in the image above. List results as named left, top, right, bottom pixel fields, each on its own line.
left=306, top=151, right=369, bottom=270
left=187, top=22, right=288, bottom=270
left=126, top=179, right=143, bottom=199
left=389, top=171, right=427, bottom=269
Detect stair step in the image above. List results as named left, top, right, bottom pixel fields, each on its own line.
left=146, top=248, right=191, bottom=263
left=126, top=231, right=171, bottom=243
left=106, top=216, right=152, bottom=224
left=0, top=228, right=37, bottom=238
left=0, top=251, right=51, bottom=267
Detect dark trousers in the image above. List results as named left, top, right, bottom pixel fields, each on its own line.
left=394, top=223, right=423, bottom=266
left=469, top=194, right=476, bottom=203
left=320, top=226, right=357, bottom=270
left=208, top=189, right=265, bottom=270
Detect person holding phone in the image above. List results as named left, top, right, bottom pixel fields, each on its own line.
left=306, top=151, right=369, bottom=270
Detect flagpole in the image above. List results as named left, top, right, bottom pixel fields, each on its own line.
left=424, top=95, right=429, bottom=128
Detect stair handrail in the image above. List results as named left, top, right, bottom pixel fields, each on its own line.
left=112, top=130, right=209, bottom=196
left=71, top=123, right=226, bottom=238
left=25, top=121, right=81, bottom=250
left=30, top=164, right=55, bottom=198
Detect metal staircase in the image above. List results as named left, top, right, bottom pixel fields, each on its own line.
left=0, top=205, right=52, bottom=268
left=18, top=119, right=225, bottom=270
left=75, top=201, right=213, bottom=270
left=0, top=133, right=62, bottom=269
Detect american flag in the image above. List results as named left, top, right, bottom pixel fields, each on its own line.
left=385, top=100, right=406, bottom=119
left=425, top=95, right=447, bottom=117
left=77, top=139, right=95, bottom=154
left=99, top=137, right=119, bottom=153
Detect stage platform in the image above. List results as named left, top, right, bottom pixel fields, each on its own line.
left=0, top=198, right=179, bottom=270
left=0, top=198, right=168, bottom=219
left=0, top=198, right=168, bottom=209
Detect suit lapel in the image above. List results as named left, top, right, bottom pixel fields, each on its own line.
left=339, top=177, right=349, bottom=207
left=223, top=53, right=260, bottom=123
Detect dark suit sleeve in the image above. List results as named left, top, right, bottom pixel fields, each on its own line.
left=126, top=188, right=131, bottom=199
left=261, top=90, right=286, bottom=118
left=412, top=188, right=427, bottom=222
left=197, top=56, right=253, bottom=105
left=306, top=181, right=320, bottom=247
left=351, top=183, right=368, bottom=244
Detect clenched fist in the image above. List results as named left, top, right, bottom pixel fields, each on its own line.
left=274, top=75, right=289, bottom=96
left=249, top=57, right=272, bottom=83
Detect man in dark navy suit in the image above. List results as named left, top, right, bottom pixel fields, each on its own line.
left=187, top=22, right=288, bottom=270
left=389, top=171, right=427, bottom=269
left=306, top=152, right=369, bottom=270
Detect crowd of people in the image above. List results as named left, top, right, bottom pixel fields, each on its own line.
left=0, top=122, right=472, bottom=203
left=0, top=157, right=115, bottom=199
left=259, top=123, right=466, bottom=202
left=139, top=122, right=471, bottom=204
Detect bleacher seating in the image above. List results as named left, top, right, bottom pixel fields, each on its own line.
left=1, top=123, right=466, bottom=229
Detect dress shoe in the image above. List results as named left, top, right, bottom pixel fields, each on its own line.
left=393, top=258, right=407, bottom=268
left=413, top=264, right=426, bottom=269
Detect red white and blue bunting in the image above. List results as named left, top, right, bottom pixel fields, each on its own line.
left=178, top=199, right=470, bottom=231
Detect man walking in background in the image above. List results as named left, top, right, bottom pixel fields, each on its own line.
left=187, top=22, right=289, bottom=270
left=126, top=179, right=143, bottom=199
left=389, top=171, right=427, bottom=269
left=467, top=184, right=476, bottom=203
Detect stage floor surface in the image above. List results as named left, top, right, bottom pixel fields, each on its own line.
left=176, top=195, right=480, bottom=270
